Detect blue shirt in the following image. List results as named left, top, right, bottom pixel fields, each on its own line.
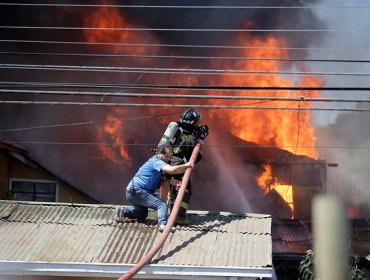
left=127, top=156, right=167, bottom=193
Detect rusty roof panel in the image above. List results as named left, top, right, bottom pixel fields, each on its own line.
left=32, top=225, right=111, bottom=262
left=95, top=223, right=160, bottom=264
left=5, top=203, right=112, bottom=225
left=0, top=222, right=55, bottom=261
left=0, top=200, right=272, bottom=269
left=273, top=218, right=370, bottom=258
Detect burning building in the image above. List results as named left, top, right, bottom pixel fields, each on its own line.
left=1, top=1, right=366, bottom=220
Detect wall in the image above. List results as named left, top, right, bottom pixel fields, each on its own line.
left=0, top=149, right=11, bottom=199
left=0, top=149, right=96, bottom=204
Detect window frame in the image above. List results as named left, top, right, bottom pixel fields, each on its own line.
left=9, top=178, right=59, bottom=202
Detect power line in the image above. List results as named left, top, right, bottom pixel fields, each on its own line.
left=2, top=63, right=370, bottom=77
left=1, top=81, right=370, bottom=92
left=0, top=113, right=179, bottom=132
left=1, top=100, right=369, bottom=111
left=1, top=3, right=369, bottom=9
left=2, top=51, right=370, bottom=63
left=1, top=89, right=369, bottom=103
left=1, top=26, right=368, bottom=33
left=0, top=39, right=367, bottom=53
left=4, top=141, right=370, bottom=151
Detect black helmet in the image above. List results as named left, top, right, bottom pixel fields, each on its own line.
left=179, top=108, right=200, bottom=130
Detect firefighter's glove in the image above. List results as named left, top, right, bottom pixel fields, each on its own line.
left=195, top=124, right=209, bottom=144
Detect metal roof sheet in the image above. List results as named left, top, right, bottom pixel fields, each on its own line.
left=272, top=218, right=370, bottom=258
left=0, top=200, right=272, bottom=278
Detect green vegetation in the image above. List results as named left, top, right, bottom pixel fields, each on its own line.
left=298, top=249, right=365, bottom=280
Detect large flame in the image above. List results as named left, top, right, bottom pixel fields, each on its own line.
left=209, top=34, right=325, bottom=214
left=83, top=5, right=161, bottom=165
left=258, top=163, right=294, bottom=217
left=82, top=4, right=158, bottom=56
left=209, top=34, right=325, bottom=159
left=83, top=5, right=325, bottom=214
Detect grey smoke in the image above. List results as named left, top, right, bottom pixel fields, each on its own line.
left=3, top=0, right=368, bottom=216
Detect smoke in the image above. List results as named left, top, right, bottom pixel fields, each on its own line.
left=3, top=0, right=362, bottom=216
left=306, top=0, right=370, bottom=216
left=316, top=109, right=370, bottom=211
left=191, top=136, right=254, bottom=213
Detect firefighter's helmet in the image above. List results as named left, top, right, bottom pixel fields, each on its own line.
left=179, top=108, right=200, bottom=130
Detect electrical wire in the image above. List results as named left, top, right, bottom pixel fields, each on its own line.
left=1, top=89, right=370, bottom=103
left=3, top=141, right=370, bottom=151
left=2, top=63, right=370, bottom=77
left=0, top=113, right=179, bottom=132
left=1, top=100, right=369, bottom=111
left=1, top=26, right=368, bottom=33
left=0, top=39, right=367, bottom=53
left=1, top=3, right=369, bottom=9
left=1, top=81, right=370, bottom=92
left=2, top=51, right=370, bottom=63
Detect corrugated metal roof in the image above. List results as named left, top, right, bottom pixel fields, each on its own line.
left=272, top=218, right=370, bottom=258
left=0, top=200, right=272, bottom=277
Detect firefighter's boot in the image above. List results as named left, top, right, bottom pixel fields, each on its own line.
left=175, top=200, right=190, bottom=225
left=176, top=215, right=190, bottom=225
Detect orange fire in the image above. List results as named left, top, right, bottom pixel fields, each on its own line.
left=82, top=3, right=158, bottom=56
left=83, top=5, right=161, bottom=165
left=208, top=33, right=324, bottom=214
left=258, top=163, right=294, bottom=216
left=209, top=34, right=324, bottom=159
left=83, top=5, right=324, bottom=213
left=96, top=108, right=132, bottom=165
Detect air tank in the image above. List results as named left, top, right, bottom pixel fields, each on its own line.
left=158, top=122, right=179, bottom=146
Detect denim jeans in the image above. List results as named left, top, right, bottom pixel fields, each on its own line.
left=123, top=188, right=168, bottom=225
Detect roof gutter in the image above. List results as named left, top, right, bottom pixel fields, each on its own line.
left=0, top=261, right=273, bottom=279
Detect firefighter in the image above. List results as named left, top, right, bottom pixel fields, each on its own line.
left=158, top=108, right=209, bottom=225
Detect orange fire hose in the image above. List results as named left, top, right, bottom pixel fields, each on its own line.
left=118, top=143, right=201, bottom=280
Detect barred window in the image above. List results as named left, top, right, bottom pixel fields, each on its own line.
left=9, top=180, right=57, bottom=202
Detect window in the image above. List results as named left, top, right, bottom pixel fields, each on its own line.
left=9, top=180, right=57, bottom=202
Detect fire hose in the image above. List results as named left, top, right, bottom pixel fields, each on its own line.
left=117, top=143, right=201, bottom=280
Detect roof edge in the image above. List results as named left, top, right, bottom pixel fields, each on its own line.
left=0, top=261, right=273, bottom=279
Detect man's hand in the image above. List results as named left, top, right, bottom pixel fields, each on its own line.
left=195, top=124, right=209, bottom=144
left=184, top=162, right=194, bottom=169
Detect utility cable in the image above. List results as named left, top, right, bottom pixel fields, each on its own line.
left=0, top=113, right=180, bottom=132
left=1, top=81, right=370, bottom=92
left=1, top=3, right=369, bottom=9
left=3, top=141, right=370, bottom=151
left=1, top=63, right=370, bottom=77
left=1, top=89, right=370, bottom=103
left=1, top=100, right=369, bottom=111
left=0, top=39, right=367, bottom=53
left=2, top=51, right=370, bottom=63
left=1, top=26, right=368, bottom=33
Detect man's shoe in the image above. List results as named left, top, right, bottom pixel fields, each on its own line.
left=114, top=206, right=125, bottom=223
left=158, top=224, right=176, bottom=233
left=175, top=216, right=190, bottom=225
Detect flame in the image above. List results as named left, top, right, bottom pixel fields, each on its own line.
left=257, top=163, right=274, bottom=195
left=82, top=3, right=156, bottom=55
left=97, top=108, right=132, bottom=165
left=210, top=34, right=325, bottom=159
left=83, top=6, right=324, bottom=217
left=257, top=164, right=294, bottom=216
left=82, top=4, right=161, bottom=165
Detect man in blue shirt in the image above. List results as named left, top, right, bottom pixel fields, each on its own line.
left=115, top=144, right=193, bottom=232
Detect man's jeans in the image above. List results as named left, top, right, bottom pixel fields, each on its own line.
left=124, top=188, right=168, bottom=225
